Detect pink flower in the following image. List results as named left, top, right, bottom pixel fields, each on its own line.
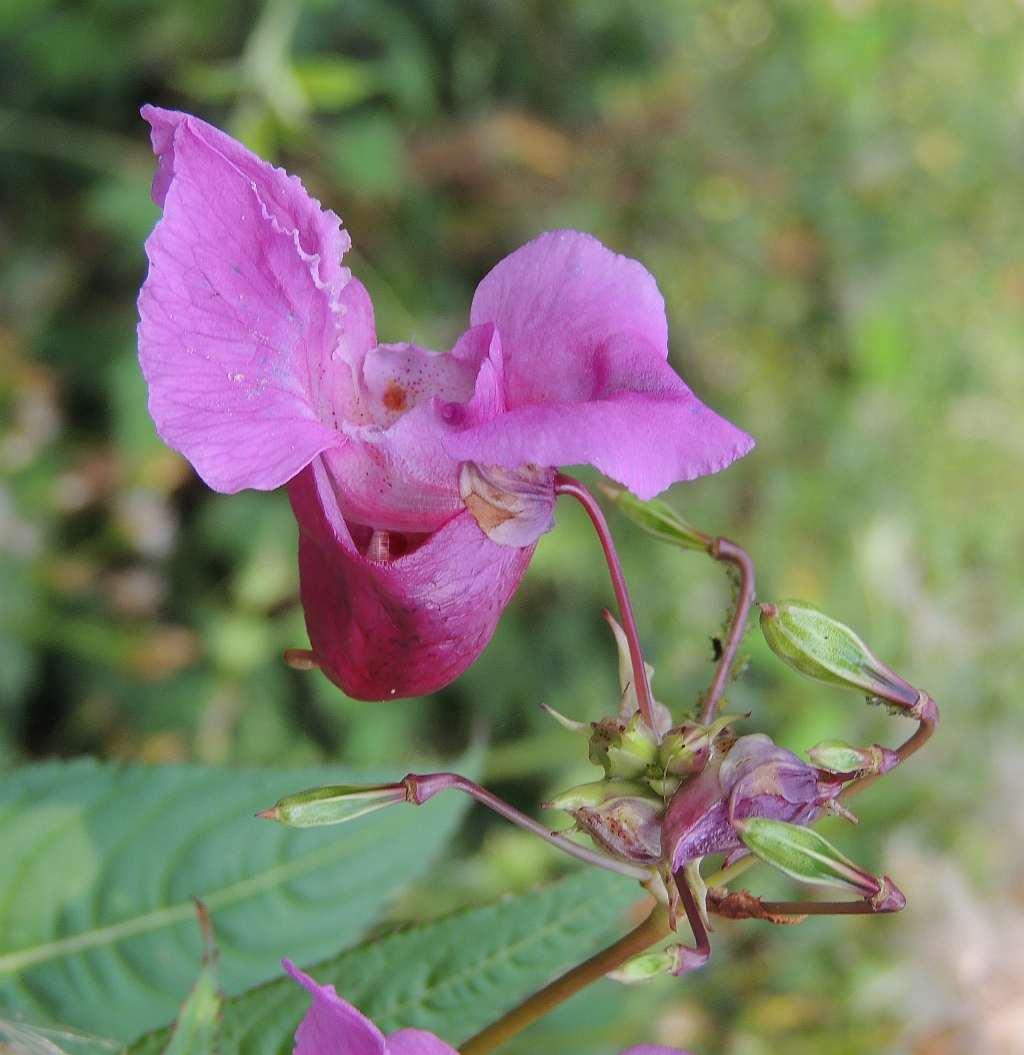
left=283, top=960, right=688, bottom=1055
left=137, top=107, right=753, bottom=700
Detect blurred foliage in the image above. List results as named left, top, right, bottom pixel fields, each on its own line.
left=1, top=0, right=1023, bottom=1052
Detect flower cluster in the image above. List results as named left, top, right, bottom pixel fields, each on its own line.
left=138, top=108, right=936, bottom=1055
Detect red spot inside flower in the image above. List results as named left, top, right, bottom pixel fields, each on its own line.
left=382, top=380, right=407, bottom=413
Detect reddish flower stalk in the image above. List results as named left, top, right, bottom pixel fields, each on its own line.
left=838, top=690, right=939, bottom=805
left=554, top=474, right=659, bottom=739
left=699, top=537, right=756, bottom=725
left=403, top=772, right=654, bottom=881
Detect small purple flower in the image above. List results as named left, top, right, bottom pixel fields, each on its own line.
left=662, top=734, right=844, bottom=871
left=137, top=107, right=753, bottom=699
left=284, top=961, right=689, bottom=1055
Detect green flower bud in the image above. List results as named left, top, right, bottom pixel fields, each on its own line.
left=806, top=739, right=899, bottom=776
left=258, top=782, right=407, bottom=827
left=589, top=711, right=660, bottom=779
left=602, top=485, right=710, bottom=552
left=545, top=779, right=664, bottom=864
left=759, top=601, right=919, bottom=708
left=607, top=945, right=691, bottom=984
left=658, top=713, right=742, bottom=778
left=734, top=816, right=881, bottom=898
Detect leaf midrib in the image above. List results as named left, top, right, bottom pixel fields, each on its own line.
left=0, top=822, right=381, bottom=976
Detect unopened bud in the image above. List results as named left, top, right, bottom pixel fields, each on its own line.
left=735, top=817, right=882, bottom=898
left=607, top=945, right=693, bottom=984
left=546, top=779, right=664, bottom=864
left=589, top=712, right=659, bottom=779
left=257, top=782, right=407, bottom=827
left=759, top=601, right=919, bottom=708
left=659, top=714, right=741, bottom=779
left=806, top=739, right=899, bottom=777
left=601, top=486, right=711, bottom=552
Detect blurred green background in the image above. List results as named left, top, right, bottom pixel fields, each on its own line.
left=1, top=0, right=1022, bottom=1051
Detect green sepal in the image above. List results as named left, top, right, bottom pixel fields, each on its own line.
left=602, top=486, right=710, bottom=551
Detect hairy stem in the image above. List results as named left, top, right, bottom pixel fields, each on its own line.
left=700, top=537, right=756, bottom=725
left=458, top=903, right=671, bottom=1055
left=554, top=474, right=659, bottom=738
left=406, top=773, right=654, bottom=882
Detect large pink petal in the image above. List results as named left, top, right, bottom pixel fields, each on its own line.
left=138, top=107, right=372, bottom=493
left=444, top=389, right=753, bottom=501
left=284, top=961, right=386, bottom=1055
left=144, top=107, right=350, bottom=302
left=288, top=456, right=532, bottom=700
left=386, top=1031, right=459, bottom=1055
left=460, top=230, right=753, bottom=497
left=469, top=230, right=669, bottom=407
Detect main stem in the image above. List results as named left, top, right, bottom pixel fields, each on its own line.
left=554, top=474, right=659, bottom=738
left=458, top=904, right=672, bottom=1055
left=700, top=538, right=756, bottom=725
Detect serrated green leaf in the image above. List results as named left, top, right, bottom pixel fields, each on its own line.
left=0, top=758, right=474, bottom=1042
left=129, top=867, right=641, bottom=1055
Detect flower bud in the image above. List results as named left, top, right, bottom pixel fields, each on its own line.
left=589, top=712, right=660, bottom=779
left=658, top=714, right=741, bottom=779
left=806, top=739, right=899, bottom=777
left=759, top=601, right=919, bottom=708
left=257, top=782, right=407, bottom=827
left=546, top=779, right=664, bottom=863
left=662, top=733, right=845, bottom=872
left=607, top=944, right=697, bottom=984
left=734, top=816, right=888, bottom=900
left=601, top=485, right=711, bottom=552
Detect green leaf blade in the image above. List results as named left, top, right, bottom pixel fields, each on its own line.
left=0, top=759, right=473, bottom=1042
left=130, top=867, right=641, bottom=1055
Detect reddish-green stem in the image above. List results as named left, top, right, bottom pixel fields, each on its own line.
left=700, top=537, right=756, bottom=725
left=837, top=691, right=939, bottom=805
left=405, top=773, right=654, bottom=882
left=554, top=474, right=659, bottom=738
left=458, top=904, right=671, bottom=1055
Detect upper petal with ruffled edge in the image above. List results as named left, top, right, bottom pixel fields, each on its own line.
left=138, top=107, right=373, bottom=493
left=288, top=455, right=533, bottom=700
left=444, top=230, right=753, bottom=500
left=284, top=961, right=386, bottom=1055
